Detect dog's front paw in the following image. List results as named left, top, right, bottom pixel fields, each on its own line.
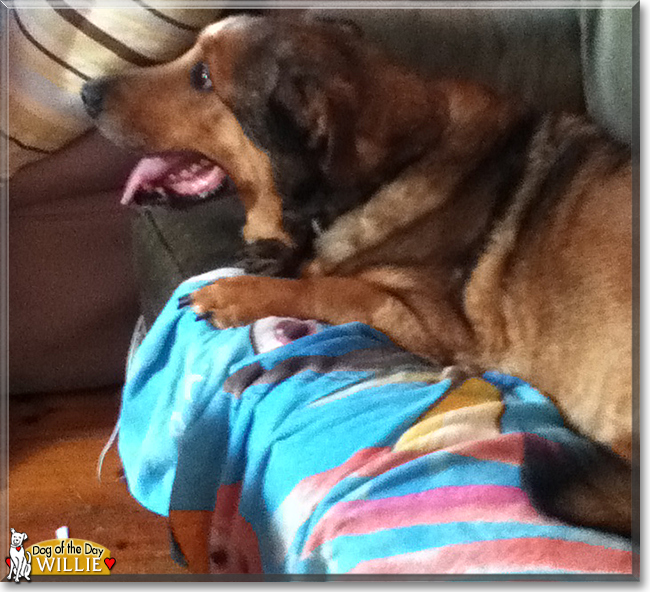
left=237, top=239, right=302, bottom=278
left=179, top=277, right=262, bottom=329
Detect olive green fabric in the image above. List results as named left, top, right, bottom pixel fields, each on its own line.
left=580, top=7, right=635, bottom=145
left=311, top=8, right=585, bottom=114
left=131, top=194, right=244, bottom=327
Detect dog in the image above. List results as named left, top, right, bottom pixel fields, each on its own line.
left=8, top=529, right=31, bottom=583
left=81, top=15, right=634, bottom=536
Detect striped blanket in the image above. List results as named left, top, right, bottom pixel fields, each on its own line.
left=118, top=269, right=634, bottom=576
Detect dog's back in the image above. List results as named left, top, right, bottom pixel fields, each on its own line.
left=304, top=91, right=632, bottom=462
left=464, top=113, right=632, bottom=459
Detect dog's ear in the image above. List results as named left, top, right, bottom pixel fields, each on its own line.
left=267, top=64, right=359, bottom=184
left=267, top=69, right=329, bottom=154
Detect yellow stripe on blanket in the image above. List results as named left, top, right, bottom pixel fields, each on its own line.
left=394, top=378, right=503, bottom=453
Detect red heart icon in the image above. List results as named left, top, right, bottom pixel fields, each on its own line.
left=104, top=558, right=116, bottom=570
left=5, top=558, right=10, bottom=567
left=15, top=547, right=20, bottom=552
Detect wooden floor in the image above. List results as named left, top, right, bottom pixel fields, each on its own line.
left=8, top=386, right=186, bottom=576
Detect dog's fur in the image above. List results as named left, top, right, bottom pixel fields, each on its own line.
left=85, top=15, right=634, bottom=536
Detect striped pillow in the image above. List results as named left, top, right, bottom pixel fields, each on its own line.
left=4, top=2, right=223, bottom=177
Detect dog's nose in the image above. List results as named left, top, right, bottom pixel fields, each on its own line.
left=81, top=78, right=111, bottom=119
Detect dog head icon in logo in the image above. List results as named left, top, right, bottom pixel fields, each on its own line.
left=6, top=528, right=31, bottom=583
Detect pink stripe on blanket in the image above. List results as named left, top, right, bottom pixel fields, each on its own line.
left=446, top=432, right=563, bottom=467
left=347, top=537, right=634, bottom=574
left=281, top=446, right=423, bottom=513
left=276, top=447, right=425, bottom=552
left=446, top=433, right=526, bottom=465
left=302, top=485, right=546, bottom=558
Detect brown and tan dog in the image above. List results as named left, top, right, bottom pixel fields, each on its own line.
left=82, top=15, right=634, bottom=537
left=79, top=23, right=292, bottom=252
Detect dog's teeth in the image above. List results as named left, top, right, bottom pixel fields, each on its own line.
left=199, top=158, right=211, bottom=167
left=190, top=163, right=202, bottom=173
left=180, top=169, right=192, bottom=179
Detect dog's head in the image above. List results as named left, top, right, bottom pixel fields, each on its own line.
left=81, top=38, right=236, bottom=206
left=10, top=529, right=27, bottom=547
left=80, top=18, right=292, bottom=247
left=82, top=15, right=447, bottom=241
left=190, top=15, right=448, bottom=225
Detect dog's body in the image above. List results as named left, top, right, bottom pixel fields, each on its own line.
left=8, top=529, right=31, bottom=583
left=83, top=15, right=633, bottom=535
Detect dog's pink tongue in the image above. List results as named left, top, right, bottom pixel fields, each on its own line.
left=121, top=152, right=227, bottom=205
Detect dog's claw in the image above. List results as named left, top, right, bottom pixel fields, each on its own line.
left=178, top=295, right=193, bottom=308
left=195, top=311, right=212, bottom=322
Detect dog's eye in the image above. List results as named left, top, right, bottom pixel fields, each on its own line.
left=190, top=61, right=213, bottom=91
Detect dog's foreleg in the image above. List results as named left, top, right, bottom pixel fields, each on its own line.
left=186, top=274, right=469, bottom=362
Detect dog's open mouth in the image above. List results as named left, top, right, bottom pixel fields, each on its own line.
left=122, top=151, right=231, bottom=208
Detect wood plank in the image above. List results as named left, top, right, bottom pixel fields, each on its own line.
left=8, top=386, right=186, bottom=576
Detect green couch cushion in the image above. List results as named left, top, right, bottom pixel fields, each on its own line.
left=131, top=194, right=244, bottom=327
left=580, top=7, right=635, bottom=145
